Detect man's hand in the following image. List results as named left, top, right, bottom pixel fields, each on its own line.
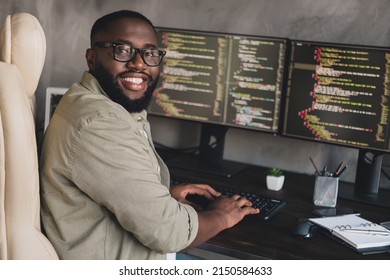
left=170, top=183, right=221, bottom=210
left=187, top=194, right=259, bottom=248
left=206, top=194, right=259, bottom=229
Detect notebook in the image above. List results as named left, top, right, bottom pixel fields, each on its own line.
left=309, top=214, right=390, bottom=252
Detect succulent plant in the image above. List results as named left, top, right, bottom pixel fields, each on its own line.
left=267, top=167, right=283, bottom=177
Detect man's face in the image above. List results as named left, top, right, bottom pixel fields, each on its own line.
left=86, top=17, right=160, bottom=112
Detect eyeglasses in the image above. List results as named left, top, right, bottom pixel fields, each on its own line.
left=93, top=42, right=166, bottom=67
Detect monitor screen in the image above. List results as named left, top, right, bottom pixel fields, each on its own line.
left=283, top=40, right=390, bottom=152
left=149, top=27, right=288, bottom=134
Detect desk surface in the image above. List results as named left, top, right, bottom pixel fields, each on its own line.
left=165, top=155, right=390, bottom=260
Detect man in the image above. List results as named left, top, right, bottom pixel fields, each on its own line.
left=40, top=10, right=259, bottom=260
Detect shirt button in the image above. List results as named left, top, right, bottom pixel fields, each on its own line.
left=140, top=129, right=148, bottom=140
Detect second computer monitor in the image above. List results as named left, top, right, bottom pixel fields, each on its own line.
left=283, top=40, right=390, bottom=153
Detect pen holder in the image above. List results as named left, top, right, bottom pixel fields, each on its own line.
left=313, top=176, right=339, bottom=207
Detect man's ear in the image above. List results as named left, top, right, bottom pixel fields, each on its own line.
left=85, top=48, right=96, bottom=70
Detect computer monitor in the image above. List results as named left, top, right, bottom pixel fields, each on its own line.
left=283, top=40, right=390, bottom=206
left=44, top=87, right=67, bottom=131
left=149, top=27, right=288, bottom=176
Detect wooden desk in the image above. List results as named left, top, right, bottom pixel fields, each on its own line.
left=168, top=162, right=390, bottom=259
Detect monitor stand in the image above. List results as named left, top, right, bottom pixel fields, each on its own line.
left=166, top=124, right=248, bottom=178
left=338, top=149, right=390, bottom=208
left=338, top=182, right=390, bottom=208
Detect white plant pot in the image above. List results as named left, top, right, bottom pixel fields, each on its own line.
left=266, top=175, right=285, bottom=191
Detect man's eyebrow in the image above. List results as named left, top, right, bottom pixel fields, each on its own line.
left=113, top=39, right=158, bottom=48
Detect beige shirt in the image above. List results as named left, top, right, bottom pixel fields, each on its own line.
left=40, top=72, right=198, bottom=259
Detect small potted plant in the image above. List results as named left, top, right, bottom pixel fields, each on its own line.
left=266, top=168, right=285, bottom=191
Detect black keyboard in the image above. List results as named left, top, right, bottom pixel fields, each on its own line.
left=170, top=178, right=286, bottom=220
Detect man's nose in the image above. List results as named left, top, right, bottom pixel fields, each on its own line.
left=127, top=52, right=147, bottom=71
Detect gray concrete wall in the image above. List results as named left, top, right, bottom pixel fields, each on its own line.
left=2, top=0, right=390, bottom=189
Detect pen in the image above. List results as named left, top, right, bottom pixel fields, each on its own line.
left=341, top=229, right=390, bottom=236
left=322, top=165, right=327, bottom=176
left=322, top=166, right=333, bottom=177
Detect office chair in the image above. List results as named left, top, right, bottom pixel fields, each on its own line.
left=0, top=13, right=58, bottom=259
left=0, top=104, right=5, bottom=259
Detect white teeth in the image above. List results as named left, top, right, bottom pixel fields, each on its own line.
left=124, top=77, right=143, bottom=84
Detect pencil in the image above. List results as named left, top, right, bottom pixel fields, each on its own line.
left=334, top=161, right=345, bottom=176
left=336, top=165, right=348, bottom=177
left=309, top=157, right=321, bottom=176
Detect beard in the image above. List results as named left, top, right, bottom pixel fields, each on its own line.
left=90, top=62, right=157, bottom=113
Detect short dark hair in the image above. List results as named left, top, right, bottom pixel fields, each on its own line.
left=90, top=10, right=155, bottom=47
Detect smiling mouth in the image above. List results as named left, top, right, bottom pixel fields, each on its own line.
left=123, top=77, right=143, bottom=84
left=120, top=75, right=148, bottom=92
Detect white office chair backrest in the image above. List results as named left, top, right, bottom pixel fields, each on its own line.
left=0, top=12, right=46, bottom=95
left=0, top=13, right=58, bottom=259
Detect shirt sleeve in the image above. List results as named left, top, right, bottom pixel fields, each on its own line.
left=69, top=110, right=198, bottom=253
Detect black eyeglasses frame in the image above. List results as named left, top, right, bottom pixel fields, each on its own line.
left=93, top=41, right=166, bottom=67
